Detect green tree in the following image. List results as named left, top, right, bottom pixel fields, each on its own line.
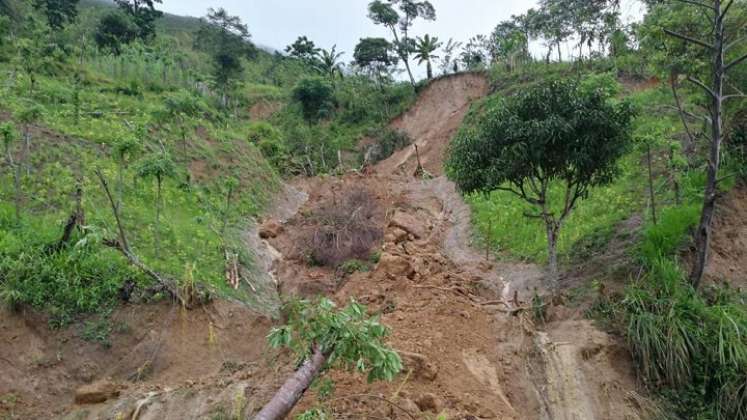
left=137, top=152, right=176, bottom=259
left=32, top=0, right=79, bottom=30
left=114, top=0, right=162, bottom=40
left=368, top=0, right=436, bottom=87
left=161, top=90, right=204, bottom=158
left=491, top=20, right=529, bottom=71
left=93, top=12, right=138, bottom=55
left=256, top=298, right=401, bottom=420
left=446, top=79, right=634, bottom=285
left=285, top=35, right=320, bottom=63
left=194, top=7, right=256, bottom=109
left=315, top=45, right=345, bottom=80
left=353, top=37, right=397, bottom=88
left=413, top=34, right=441, bottom=79
left=112, top=137, right=142, bottom=212
left=17, top=105, right=42, bottom=176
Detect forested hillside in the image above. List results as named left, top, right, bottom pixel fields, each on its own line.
left=0, top=0, right=746, bottom=419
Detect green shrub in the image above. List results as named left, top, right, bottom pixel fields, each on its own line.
left=364, top=127, right=411, bottom=164
left=247, top=121, right=287, bottom=169
left=623, top=261, right=747, bottom=420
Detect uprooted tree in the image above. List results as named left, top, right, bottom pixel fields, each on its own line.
left=253, top=298, right=401, bottom=420
left=446, top=79, right=634, bottom=286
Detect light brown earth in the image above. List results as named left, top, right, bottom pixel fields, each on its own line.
left=2, top=72, right=718, bottom=419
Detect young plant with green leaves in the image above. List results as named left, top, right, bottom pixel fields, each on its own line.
left=256, top=298, right=401, bottom=420
left=136, top=152, right=176, bottom=258
left=447, top=79, right=634, bottom=286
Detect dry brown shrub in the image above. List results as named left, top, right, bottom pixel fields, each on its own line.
left=304, top=188, right=381, bottom=267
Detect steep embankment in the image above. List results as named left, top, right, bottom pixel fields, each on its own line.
left=3, top=73, right=649, bottom=419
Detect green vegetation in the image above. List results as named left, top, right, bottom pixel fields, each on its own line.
left=449, top=76, right=635, bottom=282
left=0, top=0, right=413, bottom=325
left=262, top=298, right=401, bottom=419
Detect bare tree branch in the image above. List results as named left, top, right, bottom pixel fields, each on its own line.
left=720, top=0, right=736, bottom=20
left=664, top=105, right=712, bottom=123
left=670, top=76, right=699, bottom=146
left=725, top=35, right=747, bottom=52
left=664, top=28, right=715, bottom=50
left=95, top=169, right=182, bottom=303
left=687, top=76, right=718, bottom=99
left=725, top=52, right=747, bottom=72
left=671, top=0, right=716, bottom=10
left=724, top=94, right=747, bottom=101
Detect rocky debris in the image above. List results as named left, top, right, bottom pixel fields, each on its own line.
left=398, top=397, right=422, bottom=415
left=415, top=392, right=445, bottom=413
left=74, top=380, right=121, bottom=405
left=258, top=219, right=283, bottom=239
left=389, top=210, right=427, bottom=239
left=384, top=227, right=409, bottom=244
left=399, top=351, right=439, bottom=381
left=376, top=253, right=415, bottom=278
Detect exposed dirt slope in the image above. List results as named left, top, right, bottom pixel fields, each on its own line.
left=2, top=73, right=648, bottom=420
left=706, top=181, right=747, bottom=288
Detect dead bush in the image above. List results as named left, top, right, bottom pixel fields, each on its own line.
left=305, top=189, right=382, bottom=267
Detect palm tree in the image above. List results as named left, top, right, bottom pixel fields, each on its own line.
left=414, top=34, right=442, bottom=80
left=315, top=45, right=345, bottom=80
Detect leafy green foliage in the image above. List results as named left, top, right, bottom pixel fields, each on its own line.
left=268, top=298, right=402, bottom=383
left=32, top=0, right=79, bottom=30
left=292, top=76, right=336, bottom=123
left=623, top=258, right=747, bottom=420
left=194, top=8, right=256, bottom=101
left=94, top=11, right=139, bottom=55
left=114, top=0, right=163, bottom=40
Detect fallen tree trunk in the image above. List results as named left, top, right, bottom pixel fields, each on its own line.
left=253, top=346, right=328, bottom=420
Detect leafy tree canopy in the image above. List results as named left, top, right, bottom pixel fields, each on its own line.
left=292, top=76, right=336, bottom=123
left=32, top=0, right=79, bottom=30
left=268, top=298, right=402, bottom=383
left=114, top=0, right=163, bottom=40
left=94, top=11, right=138, bottom=55
left=285, top=35, right=320, bottom=62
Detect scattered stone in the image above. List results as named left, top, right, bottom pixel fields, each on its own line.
left=399, top=351, right=439, bottom=381
left=398, top=398, right=422, bottom=415
left=74, top=380, right=120, bottom=404
left=415, top=392, right=445, bottom=413
left=258, top=219, right=283, bottom=239
left=389, top=211, right=426, bottom=239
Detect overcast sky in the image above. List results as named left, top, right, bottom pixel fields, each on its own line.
left=159, top=0, right=646, bottom=79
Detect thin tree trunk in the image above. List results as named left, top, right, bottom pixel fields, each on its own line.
left=670, top=72, right=697, bottom=159
left=545, top=222, right=559, bottom=288
left=557, top=41, right=562, bottom=62
left=155, top=175, right=162, bottom=259
left=426, top=60, right=433, bottom=79
left=647, top=144, right=658, bottom=225
left=13, top=157, right=22, bottom=224
left=252, top=346, right=328, bottom=420
left=117, top=161, right=124, bottom=212
left=689, top=0, right=724, bottom=289
left=390, top=26, right=416, bottom=87
left=23, top=127, right=30, bottom=176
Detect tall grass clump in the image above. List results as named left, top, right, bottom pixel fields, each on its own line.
left=623, top=262, right=747, bottom=419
